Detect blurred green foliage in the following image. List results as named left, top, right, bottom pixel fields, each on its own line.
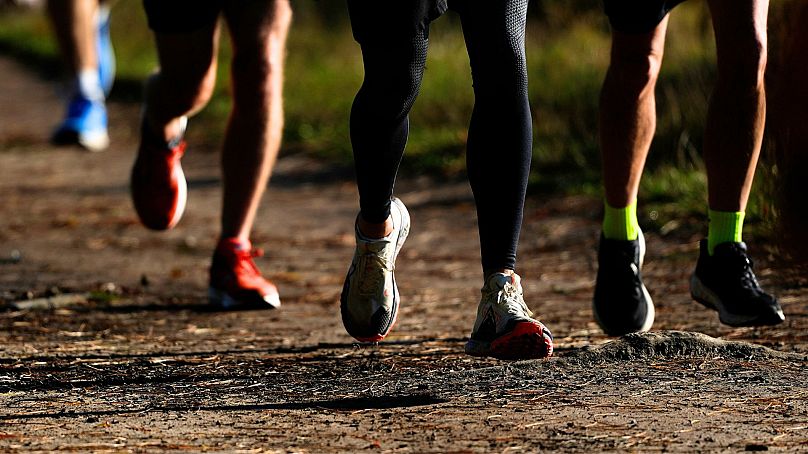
left=0, top=0, right=779, bottom=236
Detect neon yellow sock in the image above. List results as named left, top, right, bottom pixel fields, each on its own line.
left=603, top=200, right=640, bottom=241
left=708, top=209, right=745, bottom=255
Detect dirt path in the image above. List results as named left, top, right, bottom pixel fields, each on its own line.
left=0, top=55, right=806, bottom=452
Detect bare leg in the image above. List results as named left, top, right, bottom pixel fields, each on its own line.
left=593, top=20, right=668, bottom=337
left=220, top=0, right=292, bottom=241
left=704, top=0, right=769, bottom=212
left=143, top=24, right=220, bottom=143
left=600, top=19, right=669, bottom=208
left=770, top=2, right=808, bottom=260
left=46, top=0, right=98, bottom=75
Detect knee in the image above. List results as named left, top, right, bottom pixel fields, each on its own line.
left=718, top=35, right=767, bottom=92
left=230, top=47, right=285, bottom=109
left=361, top=73, right=423, bottom=120
left=470, top=50, right=529, bottom=101
left=358, top=44, right=426, bottom=118
left=150, top=63, right=217, bottom=111
left=229, top=3, right=292, bottom=107
left=608, top=47, right=664, bottom=93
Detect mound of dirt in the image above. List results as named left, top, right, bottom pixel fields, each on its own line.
left=560, top=330, right=807, bottom=364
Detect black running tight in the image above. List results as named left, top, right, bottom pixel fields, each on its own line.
left=350, top=0, right=532, bottom=273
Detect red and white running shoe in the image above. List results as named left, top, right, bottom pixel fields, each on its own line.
left=465, top=272, right=553, bottom=360
left=208, top=239, right=281, bottom=310
left=130, top=117, right=188, bottom=231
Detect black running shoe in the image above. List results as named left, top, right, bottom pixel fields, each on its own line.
left=593, top=230, right=655, bottom=336
left=690, top=240, right=785, bottom=327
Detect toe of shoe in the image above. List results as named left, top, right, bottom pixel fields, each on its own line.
left=340, top=306, right=395, bottom=343
left=487, top=321, right=553, bottom=360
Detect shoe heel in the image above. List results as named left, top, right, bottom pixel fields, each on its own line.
left=689, top=274, right=718, bottom=311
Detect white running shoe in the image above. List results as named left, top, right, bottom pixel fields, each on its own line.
left=465, top=272, right=553, bottom=360
left=340, top=197, right=410, bottom=342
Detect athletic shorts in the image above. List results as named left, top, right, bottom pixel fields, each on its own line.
left=603, top=0, right=688, bottom=34
left=347, top=0, right=461, bottom=43
left=143, top=0, right=224, bottom=34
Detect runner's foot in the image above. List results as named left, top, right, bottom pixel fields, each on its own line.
left=209, top=238, right=280, bottom=310
left=593, top=230, right=655, bottom=336
left=690, top=240, right=784, bottom=326
left=130, top=116, right=187, bottom=231
left=51, top=94, right=109, bottom=152
left=466, top=272, right=553, bottom=360
left=341, top=197, right=410, bottom=342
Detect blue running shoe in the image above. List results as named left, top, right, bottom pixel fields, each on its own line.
left=95, top=5, right=115, bottom=96
left=51, top=95, right=109, bottom=152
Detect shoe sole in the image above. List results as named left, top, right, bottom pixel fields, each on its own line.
left=131, top=154, right=187, bottom=231
left=689, top=274, right=785, bottom=327
left=340, top=197, right=410, bottom=342
left=78, top=129, right=110, bottom=153
left=208, top=286, right=281, bottom=310
left=465, top=321, right=553, bottom=360
left=166, top=164, right=187, bottom=230
left=51, top=128, right=109, bottom=153
left=593, top=230, right=655, bottom=335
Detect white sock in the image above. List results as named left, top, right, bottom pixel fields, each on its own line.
left=96, top=3, right=111, bottom=25
left=75, top=69, right=105, bottom=102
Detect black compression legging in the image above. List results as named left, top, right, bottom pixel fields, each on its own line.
left=351, top=0, right=531, bottom=273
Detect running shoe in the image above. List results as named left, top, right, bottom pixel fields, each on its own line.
left=466, top=272, right=553, bottom=360
left=592, top=230, right=655, bottom=336
left=95, top=4, right=115, bottom=96
left=209, top=239, right=281, bottom=310
left=130, top=117, right=187, bottom=231
left=51, top=94, right=109, bottom=152
left=690, top=240, right=785, bottom=327
left=340, top=197, right=410, bottom=342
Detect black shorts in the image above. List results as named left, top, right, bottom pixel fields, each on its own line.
left=347, top=0, right=462, bottom=43
left=603, top=0, right=687, bottom=34
left=143, top=0, right=224, bottom=34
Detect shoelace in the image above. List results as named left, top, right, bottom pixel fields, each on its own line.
left=496, top=281, right=534, bottom=318
left=732, top=253, right=761, bottom=290
left=230, top=248, right=263, bottom=278
left=167, top=141, right=186, bottom=161
left=355, top=251, right=390, bottom=296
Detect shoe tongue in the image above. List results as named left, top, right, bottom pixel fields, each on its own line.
left=486, top=273, right=513, bottom=290
left=714, top=241, right=748, bottom=257
left=357, top=238, right=390, bottom=254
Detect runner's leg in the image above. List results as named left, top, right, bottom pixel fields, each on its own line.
left=349, top=7, right=430, bottom=237
left=687, top=0, right=782, bottom=328
left=47, top=0, right=109, bottom=151
left=144, top=24, right=220, bottom=145
left=340, top=1, right=436, bottom=341
left=460, top=0, right=553, bottom=360
left=220, top=0, right=292, bottom=241
left=47, top=0, right=98, bottom=78
left=592, top=15, right=669, bottom=336
left=459, top=0, right=531, bottom=276
left=599, top=19, right=668, bottom=214
left=703, top=0, right=768, bottom=252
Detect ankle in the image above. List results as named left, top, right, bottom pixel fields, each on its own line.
left=357, top=215, right=393, bottom=239
left=217, top=236, right=251, bottom=253
left=485, top=269, right=513, bottom=278
left=603, top=200, right=640, bottom=241
left=484, top=269, right=518, bottom=286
